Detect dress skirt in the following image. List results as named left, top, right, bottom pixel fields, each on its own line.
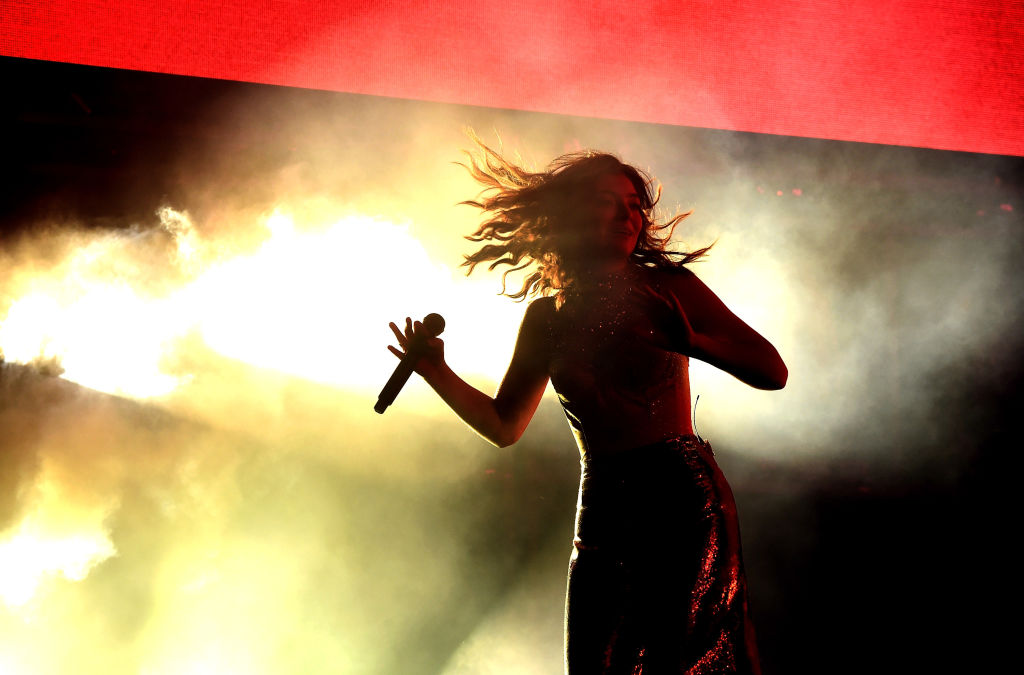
left=564, top=436, right=761, bottom=675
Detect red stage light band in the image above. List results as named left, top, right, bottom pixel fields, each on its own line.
left=2, top=0, right=1022, bottom=156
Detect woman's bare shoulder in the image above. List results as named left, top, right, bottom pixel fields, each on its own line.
left=525, top=295, right=557, bottom=318
left=528, top=294, right=558, bottom=309
left=639, top=265, right=702, bottom=299
left=639, top=266, right=727, bottom=322
left=645, top=264, right=697, bottom=285
left=519, top=295, right=557, bottom=337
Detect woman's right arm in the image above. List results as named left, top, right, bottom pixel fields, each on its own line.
left=388, top=297, right=553, bottom=448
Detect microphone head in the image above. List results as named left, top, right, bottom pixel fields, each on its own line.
left=422, top=313, right=445, bottom=337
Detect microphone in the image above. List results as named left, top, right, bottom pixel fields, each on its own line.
left=374, top=313, right=446, bottom=414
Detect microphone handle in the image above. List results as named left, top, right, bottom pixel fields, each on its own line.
left=374, top=346, right=421, bottom=414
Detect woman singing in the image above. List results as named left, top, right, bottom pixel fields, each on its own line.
left=388, top=139, right=787, bottom=674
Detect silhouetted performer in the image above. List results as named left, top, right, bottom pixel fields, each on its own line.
left=388, top=138, right=787, bottom=674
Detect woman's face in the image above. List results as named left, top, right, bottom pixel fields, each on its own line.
left=576, top=171, right=644, bottom=261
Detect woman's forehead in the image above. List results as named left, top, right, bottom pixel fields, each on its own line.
left=592, top=171, right=640, bottom=196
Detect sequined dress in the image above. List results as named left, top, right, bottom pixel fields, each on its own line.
left=546, top=269, right=761, bottom=675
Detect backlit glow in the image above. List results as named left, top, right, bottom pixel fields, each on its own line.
left=0, top=520, right=116, bottom=609
left=0, top=208, right=521, bottom=399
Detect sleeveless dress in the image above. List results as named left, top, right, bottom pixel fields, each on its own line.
left=545, top=269, right=762, bottom=675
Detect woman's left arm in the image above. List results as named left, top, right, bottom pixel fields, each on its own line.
left=659, top=268, right=788, bottom=390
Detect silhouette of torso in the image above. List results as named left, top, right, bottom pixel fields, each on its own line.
left=546, top=267, right=695, bottom=457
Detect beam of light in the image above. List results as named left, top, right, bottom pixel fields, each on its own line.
left=0, top=207, right=523, bottom=403
left=0, top=217, right=198, bottom=398
left=0, top=517, right=116, bottom=610
left=0, top=287, right=187, bottom=398
left=0, top=462, right=119, bottom=612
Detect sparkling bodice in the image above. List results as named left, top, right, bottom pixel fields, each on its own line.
left=546, top=268, right=693, bottom=457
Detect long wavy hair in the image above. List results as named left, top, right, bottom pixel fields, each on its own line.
left=459, top=135, right=712, bottom=301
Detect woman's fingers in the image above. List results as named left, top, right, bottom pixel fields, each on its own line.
left=387, top=316, right=446, bottom=374
left=390, top=317, right=440, bottom=361
left=389, top=321, right=408, bottom=347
